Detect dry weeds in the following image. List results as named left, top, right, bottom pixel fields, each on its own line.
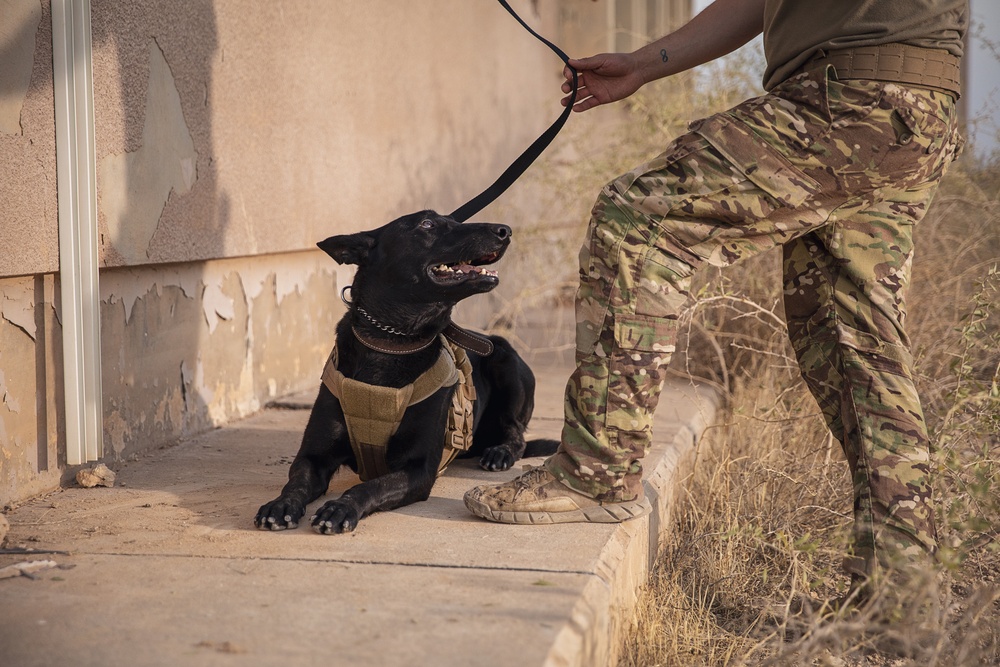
left=617, top=148, right=1000, bottom=667
left=487, top=43, right=999, bottom=665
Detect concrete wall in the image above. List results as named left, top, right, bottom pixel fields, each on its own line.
left=1, top=254, right=338, bottom=504
left=3, top=0, right=567, bottom=271
left=1, top=1, right=692, bottom=507
left=1, top=0, right=58, bottom=277
left=87, top=1, right=566, bottom=267
left=0, top=0, right=582, bottom=507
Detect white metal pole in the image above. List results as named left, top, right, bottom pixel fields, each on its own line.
left=52, top=0, right=103, bottom=465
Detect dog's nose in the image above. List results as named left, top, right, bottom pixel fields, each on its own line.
left=494, top=224, right=512, bottom=240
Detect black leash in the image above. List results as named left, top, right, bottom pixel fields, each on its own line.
left=449, top=0, right=578, bottom=223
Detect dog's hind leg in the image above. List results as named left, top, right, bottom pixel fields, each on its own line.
left=471, top=338, right=536, bottom=471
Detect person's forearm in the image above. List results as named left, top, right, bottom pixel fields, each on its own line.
left=633, top=0, right=765, bottom=84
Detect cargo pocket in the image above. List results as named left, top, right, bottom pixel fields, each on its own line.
left=791, top=310, right=913, bottom=380
left=633, top=241, right=695, bottom=318
left=835, top=320, right=927, bottom=465
left=609, top=132, right=709, bottom=197
left=690, top=114, right=820, bottom=209
left=604, top=313, right=679, bottom=433
left=835, top=322, right=913, bottom=379
left=885, top=106, right=948, bottom=182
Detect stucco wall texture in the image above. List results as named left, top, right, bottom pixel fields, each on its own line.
left=89, top=0, right=560, bottom=267
left=1, top=0, right=58, bottom=277
left=1, top=0, right=573, bottom=506
left=3, top=0, right=561, bottom=272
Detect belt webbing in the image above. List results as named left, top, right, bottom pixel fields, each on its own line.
left=450, top=0, right=578, bottom=223
left=806, top=43, right=961, bottom=97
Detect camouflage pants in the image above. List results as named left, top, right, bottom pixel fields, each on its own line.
left=545, top=66, right=963, bottom=578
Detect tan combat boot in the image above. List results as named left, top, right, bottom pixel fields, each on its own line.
left=463, top=467, right=652, bottom=524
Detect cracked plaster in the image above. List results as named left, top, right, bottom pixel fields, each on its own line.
left=1, top=254, right=339, bottom=507
left=99, top=39, right=198, bottom=264
left=98, top=253, right=338, bottom=458
left=0, top=282, right=35, bottom=340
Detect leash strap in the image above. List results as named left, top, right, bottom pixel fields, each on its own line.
left=450, top=0, right=578, bottom=223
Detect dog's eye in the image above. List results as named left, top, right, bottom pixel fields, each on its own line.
left=419, top=218, right=435, bottom=230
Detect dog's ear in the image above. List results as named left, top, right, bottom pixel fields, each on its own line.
left=317, top=233, right=376, bottom=266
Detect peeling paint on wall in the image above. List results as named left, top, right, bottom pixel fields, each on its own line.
left=0, top=368, right=19, bottom=414
left=201, top=282, right=234, bottom=334
left=101, top=266, right=201, bottom=325
left=0, top=282, right=36, bottom=340
left=0, top=0, right=41, bottom=135
left=0, top=276, right=60, bottom=506
left=99, top=39, right=198, bottom=264
left=103, top=411, right=130, bottom=457
left=97, top=252, right=340, bottom=464
left=2, top=253, right=341, bottom=507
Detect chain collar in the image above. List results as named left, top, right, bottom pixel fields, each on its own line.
left=342, top=285, right=422, bottom=339
left=341, top=285, right=436, bottom=355
left=339, top=285, right=495, bottom=356
left=355, top=304, right=418, bottom=338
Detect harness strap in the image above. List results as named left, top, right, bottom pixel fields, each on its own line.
left=321, top=337, right=475, bottom=481
left=411, top=340, right=463, bottom=403
left=444, top=322, right=494, bottom=356
left=449, top=0, right=578, bottom=222
left=439, top=344, right=477, bottom=473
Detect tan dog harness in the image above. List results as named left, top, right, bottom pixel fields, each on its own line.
left=321, top=337, right=476, bottom=481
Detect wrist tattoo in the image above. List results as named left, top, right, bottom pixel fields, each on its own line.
left=660, top=49, right=669, bottom=63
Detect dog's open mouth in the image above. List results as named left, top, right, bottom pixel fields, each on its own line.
left=429, top=250, right=502, bottom=283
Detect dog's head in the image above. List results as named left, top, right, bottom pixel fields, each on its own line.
left=317, top=210, right=511, bottom=307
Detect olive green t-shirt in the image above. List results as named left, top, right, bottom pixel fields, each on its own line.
left=762, top=0, right=968, bottom=90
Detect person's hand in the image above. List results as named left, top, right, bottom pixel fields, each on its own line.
left=561, top=53, right=646, bottom=112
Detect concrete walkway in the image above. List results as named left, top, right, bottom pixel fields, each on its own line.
left=0, top=357, right=717, bottom=667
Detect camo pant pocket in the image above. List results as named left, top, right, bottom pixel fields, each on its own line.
left=603, top=313, right=678, bottom=434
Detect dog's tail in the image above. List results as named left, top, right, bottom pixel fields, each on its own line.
left=524, top=438, right=560, bottom=458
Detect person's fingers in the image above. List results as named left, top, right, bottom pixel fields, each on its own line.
left=561, top=83, right=589, bottom=106
left=563, top=62, right=588, bottom=83
left=572, top=95, right=601, bottom=112
left=567, top=56, right=605, bottom=73
left=561, top=88, right=601, bottom=112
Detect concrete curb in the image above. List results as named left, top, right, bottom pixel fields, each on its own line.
left=0, top=363, right=718, bottom=667
left=544, top=382, right=719, bottom=666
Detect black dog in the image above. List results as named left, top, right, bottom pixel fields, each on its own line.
left=255, top=210, right=557, bottom=534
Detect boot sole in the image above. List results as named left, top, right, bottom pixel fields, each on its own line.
left=464, top=494, right=652, bottom=525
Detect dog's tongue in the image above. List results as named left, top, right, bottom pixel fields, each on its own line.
left=454, top=263, right=476, bottom=273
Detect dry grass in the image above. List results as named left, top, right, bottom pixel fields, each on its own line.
left=487, top=44, right=999, bottom=665
left=616, top=140, right=1000, bottom=667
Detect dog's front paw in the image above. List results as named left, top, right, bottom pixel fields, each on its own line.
left=255, top=497, right=305, bottom=531
left=479, top=445, right=515, bottom=472
left=311, top=499, right=360, bottom=534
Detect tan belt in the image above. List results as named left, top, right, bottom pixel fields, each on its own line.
left=802, top=43, right=961, bottom=97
